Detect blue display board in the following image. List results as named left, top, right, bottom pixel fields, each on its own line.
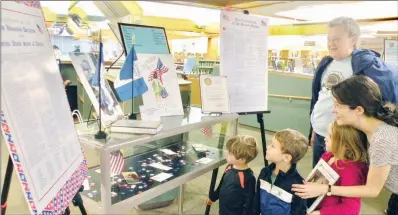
left=118, top=23, right=170, bottom=54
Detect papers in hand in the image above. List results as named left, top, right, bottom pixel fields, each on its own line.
left=306, top=159, right=340, bottom=214
left=149, top=162, right=172, bottom=171
left=151, top=172, right=173, bottom=182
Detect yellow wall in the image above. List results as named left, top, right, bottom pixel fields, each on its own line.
left=204, top=37, right=219, bottom=60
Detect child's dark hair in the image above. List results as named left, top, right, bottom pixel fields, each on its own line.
left=226, top=135, right=258, bottom=163
left=332, top=75, right=398, bottom=127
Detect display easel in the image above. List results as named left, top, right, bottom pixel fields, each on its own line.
left=1, top=61, right=89, bottom=215
left=205, top=10, right=271, bottom=215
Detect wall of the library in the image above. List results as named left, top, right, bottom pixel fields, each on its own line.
left=204, top=37, right=219, bottom=60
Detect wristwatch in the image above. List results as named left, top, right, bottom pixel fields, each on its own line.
left=326, top=184, right=332, bottom=196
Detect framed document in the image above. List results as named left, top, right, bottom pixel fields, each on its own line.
left=199, top=75, right=230, bottom=113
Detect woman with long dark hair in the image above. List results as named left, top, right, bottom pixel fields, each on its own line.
left=292, top=75, right=398, bottom=215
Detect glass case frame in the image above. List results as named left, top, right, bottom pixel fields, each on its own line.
left=77, top=107, right=238, bottom=214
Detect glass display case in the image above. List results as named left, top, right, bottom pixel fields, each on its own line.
left=76, top=107, right=238, bottom=214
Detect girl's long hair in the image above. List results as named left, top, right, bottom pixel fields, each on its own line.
left=329, top=120, right=368, bottom=165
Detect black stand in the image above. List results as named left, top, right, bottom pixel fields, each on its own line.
left=1, top=157, right=87, bottom=215
left=1, top=156, right=13, bottom=215
left=255, top=112, right=269, bottom=166
left=62, top=186, right=87, bottom=215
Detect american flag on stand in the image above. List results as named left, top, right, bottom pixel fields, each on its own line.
left=201, top=125, right=213, bottom=139
left=148, top=58, right=169, bottom=84
left=110, top=150, right=125, bottom=174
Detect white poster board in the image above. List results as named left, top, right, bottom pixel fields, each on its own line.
left=69, top=52, right=124, bottom=126
left=220, top=10, right=268, bottom=113
left=1, top=1, right=86, bottom=214
left=136, top=54, right=184, bottom=116
left=384, top=40, right=398, bottom=68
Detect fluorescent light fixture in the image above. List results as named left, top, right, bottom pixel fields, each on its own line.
left=276, top=1, right=398, bottom=22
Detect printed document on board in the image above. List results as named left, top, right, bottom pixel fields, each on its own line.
left=1, top=2, right=84, bottom=214
left=220, top=10, right=269, bottom=113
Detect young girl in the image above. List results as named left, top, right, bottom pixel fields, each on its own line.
left=310, top=120, right=369, bottom=215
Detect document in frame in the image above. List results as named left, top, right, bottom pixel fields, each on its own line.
left=199, top=75, right=230, bottom=113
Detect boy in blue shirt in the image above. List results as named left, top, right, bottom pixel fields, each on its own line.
left=254, top=129, right=308, bottom=215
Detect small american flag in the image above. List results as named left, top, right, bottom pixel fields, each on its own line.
left=148, top=58, right=168, bottom=84
left=110, top=150, right=125, bottom=174
left=201, top=126, right=213, bottom=139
